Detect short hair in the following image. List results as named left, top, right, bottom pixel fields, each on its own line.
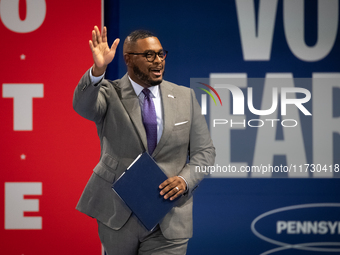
left=127, top=29, right=156, bottom=42
left=123, top=29, right=157, bottom=55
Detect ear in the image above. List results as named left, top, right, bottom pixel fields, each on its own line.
left=124, top=53, right=132, bottom=66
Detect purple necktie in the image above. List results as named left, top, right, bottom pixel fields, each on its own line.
left=142, top=88, right=157, bottom=155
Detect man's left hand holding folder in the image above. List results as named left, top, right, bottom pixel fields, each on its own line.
left=159, top=176, right=187, bottom=201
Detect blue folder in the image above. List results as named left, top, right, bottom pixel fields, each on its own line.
left=112, top=152, right=179, bottom=231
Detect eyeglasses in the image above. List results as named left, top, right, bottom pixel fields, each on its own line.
left=127, top=50, right=168, bottom=62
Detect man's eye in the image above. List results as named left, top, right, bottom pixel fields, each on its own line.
left=146, top=52, right=154, bottom=57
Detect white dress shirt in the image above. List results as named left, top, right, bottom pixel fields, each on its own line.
left=128, top=76, right=163, bottom=144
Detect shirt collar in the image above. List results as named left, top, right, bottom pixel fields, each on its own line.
left=128, top=76, right=160, bottom=98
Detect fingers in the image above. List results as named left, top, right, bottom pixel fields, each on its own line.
left=91, top=26, right=103, bottom=47
left=95, top=26, right=102, bottom=43
left=89, top=25, right=119, bottom=64
left=159, top=177, right=186, bottom=201
left=102, top=26, right=107, bottom=43
left=89, top=40, right=94, bottom=52
left=92, top=29, right=97, bottom=47
left=166, top=186, right=183, bottom=201
left=111, top=38, right=120, bottom=52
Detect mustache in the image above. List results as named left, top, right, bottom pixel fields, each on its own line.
left=149, top=65, right=164, bottom=70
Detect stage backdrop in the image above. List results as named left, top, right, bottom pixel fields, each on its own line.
left=109, top=0, right=340, bottom=255
left=1, top=0, right=340, bottom=255
left=0, top=0, right=104, bottom=254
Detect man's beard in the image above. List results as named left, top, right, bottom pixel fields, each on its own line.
left=133, top=65, right=164, bottom=87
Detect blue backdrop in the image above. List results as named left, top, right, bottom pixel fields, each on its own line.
left=104, top=0, right=340, bottom=254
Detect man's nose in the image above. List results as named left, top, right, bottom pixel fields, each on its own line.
left=153, top=54, right=163, bottom=63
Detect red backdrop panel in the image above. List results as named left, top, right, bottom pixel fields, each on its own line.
left=0, top=1, right=103, bottom=254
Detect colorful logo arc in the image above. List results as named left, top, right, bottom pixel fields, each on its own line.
left=198, top=82, right=223, bottom=106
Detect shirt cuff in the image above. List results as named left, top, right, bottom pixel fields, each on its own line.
left=90, top=68, right=105, bottom=85
left=178, top=176, right=188, bottom=193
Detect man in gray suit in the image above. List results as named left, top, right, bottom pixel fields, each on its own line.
left=73, top=26, right=215, bottom=255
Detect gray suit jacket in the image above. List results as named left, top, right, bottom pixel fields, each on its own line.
left=73, top=69, right=215, bottom=239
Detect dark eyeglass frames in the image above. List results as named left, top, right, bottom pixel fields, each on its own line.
left=127, top=50, right=168, bottom=62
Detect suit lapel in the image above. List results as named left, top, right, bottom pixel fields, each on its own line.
left=152, top=81, right=176, bottom=157
left=119, top=74, right=148, bottom=151
left=118, top=75, right=177, bottom=157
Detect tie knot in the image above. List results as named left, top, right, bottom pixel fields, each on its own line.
left=142, top=88, right=151, bottom=98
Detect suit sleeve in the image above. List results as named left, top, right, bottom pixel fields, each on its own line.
left=178, top=89, right=216, bottom=197
left=73, top=68, right=110, bottom=123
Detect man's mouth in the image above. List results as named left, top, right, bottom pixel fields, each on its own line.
left=150, top=67, right=163, bottom=76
